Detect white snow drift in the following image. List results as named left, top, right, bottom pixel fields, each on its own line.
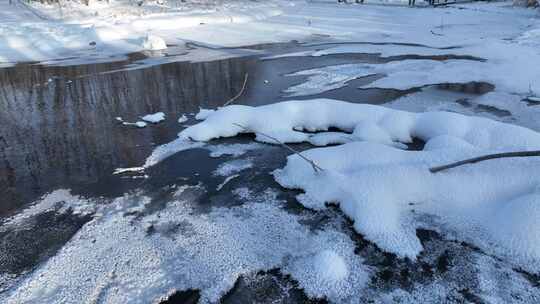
left=163, top=99, right=540, bottom=270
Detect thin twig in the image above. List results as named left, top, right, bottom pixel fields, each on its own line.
left=223, top=73, right=249, bottom=107
left=430, top=150, right=540, bottom=173
left=233, top=123, right=323, bottom=173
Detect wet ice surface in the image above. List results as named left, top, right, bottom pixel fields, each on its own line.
left=1, top=41, right=539, bottom=303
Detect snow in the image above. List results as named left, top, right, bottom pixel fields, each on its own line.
left=141, top=112, right=166, bottom=123
left=206, top=143, right=263, bottom=158
left=313, top=250, right=349, bottom=283
left=0, top=0, right=285, bottom=64
left=213, top=159, right=253, bottom=176
left=527, top=96, right=540, bottom=103
left=284, top=63, right=372, bottom=97
left=0, top=189, right=94, bottom=228
left=486, top=191, right=540, bottom=260
left=283, top=57, right=538, bottom=98
left=216, top=174, right=240, bottom=191
left=161, top=99, right=540, bottom=270
left=143, top=138, right=205, bottom=168
left=1, top=0, right=538, bottom=78
left=141, top=34, right=167, bottom=51
left=122, top=121, right=148, bottom=128
left=177, top=99, right=540, bottom=148
left=4, top=0, right=540, bottom=301
left=120, top=140, right=262, bottom=173
left=195, top=108, right=216, bottom=120
left=177, top=114, right=188, bottom=124
left=2, top=186, right=371, bottom=303
left=265, top=43, right=471, bottom=61
left=282, top=232, right=370, bottom=302
left=116, top=116, right=150, bottom=128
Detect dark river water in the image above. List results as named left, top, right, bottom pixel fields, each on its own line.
left=2, top=41, right=528, bottom=304
left=0, top=42, right=414, bottom=218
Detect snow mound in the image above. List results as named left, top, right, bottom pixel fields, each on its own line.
left=141, top=112, right=166, bottom=123
left=179, top=99, right=540, bottom=149
left=142, top=34, right=167, bottom=51
left=313, top=250, right=349, bottom=283
left=487, top=191, right=540, bottom=260
left=174, top=99, right=540, bottom=268
left=282, top=232, right=369, bottom=302
left=195, top=108, right=216, bottom=120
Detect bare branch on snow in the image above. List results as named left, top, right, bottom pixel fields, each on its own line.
left=232, top=123, right=324, bottom=173
left=430, top=150, right=540, bottom=173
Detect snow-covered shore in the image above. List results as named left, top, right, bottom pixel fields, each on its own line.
left=0, top=0, right=287, bottom=64
left=1, top=1, right=537, bottom=67
left=3, top=1, right=540, bottom=303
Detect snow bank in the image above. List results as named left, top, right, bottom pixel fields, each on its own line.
left=0, top=0, right=284, bottom=64
left=178, top=99, right=540, bottom=149
left=172, top=99, right=540, bottom=269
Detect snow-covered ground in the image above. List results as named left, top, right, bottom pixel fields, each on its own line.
left=0, top=0, right=537, bottom=68
left=167, top=99, right=540, bottom=269
left=4, top=0, right=539, bottom=104
left=0, top=0, right=286, bottom=64
left=2, top=0, right=540, bottom=303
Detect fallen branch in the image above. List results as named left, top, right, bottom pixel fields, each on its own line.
left=233, top=123, right=323, bottom=173
left=223, top=73, right=249, bottom=107
left=430, top=150, right=540, bottom=173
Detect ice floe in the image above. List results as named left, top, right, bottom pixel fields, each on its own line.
left=141, top=112, right=166, bottom=124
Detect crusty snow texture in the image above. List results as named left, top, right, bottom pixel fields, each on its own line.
left=177, top=99, right=540, bottom=270
left=3, top=187, right=369, bottom=304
